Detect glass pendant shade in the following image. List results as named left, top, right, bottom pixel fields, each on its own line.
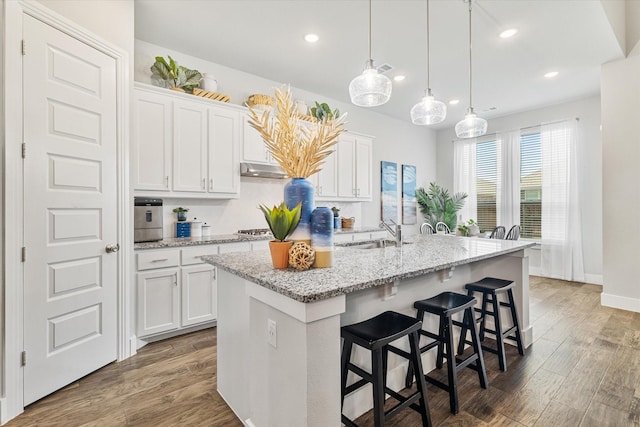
left=349, top=64, right=392, bottom=107
left=410, top=92, right=446, bottom=125
left=455, top=109, right=488, bottom=138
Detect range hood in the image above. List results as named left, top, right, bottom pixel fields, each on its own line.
left=240, top=162, right=289, bottom=179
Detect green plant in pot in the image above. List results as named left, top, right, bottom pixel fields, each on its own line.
left=259, top=202, right=302, bottom=269
left=150, top=55, right=202, bottom=93
left=415, top=182, right=467, bottom=232
left=457, top=224, right=470, bottom=237
left=310, top=101, right=340, bottom=122
left=172, top=207, right=189, bottom=221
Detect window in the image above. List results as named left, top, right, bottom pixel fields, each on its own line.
left=476, top=140, right=497, bottom=233
left=473, top=132, right=542, bottom=239
left=520, top=132, right=541, bottom=238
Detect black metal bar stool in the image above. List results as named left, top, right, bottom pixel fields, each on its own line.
left=458, top=277, right=525, bottom=372
left=405, top=292, right=488, bottom=415
left=341, top=311, right=432, bottom=427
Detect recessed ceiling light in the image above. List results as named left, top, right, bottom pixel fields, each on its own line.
left=544, top=71, right=559, bottom=78
left=304, top=33, right=319, bottom=43
left=393, top=75, right=405, bottom=82
left=499, top=28, right=518, bottom=39
left=449, top=99, right=460, bottom=105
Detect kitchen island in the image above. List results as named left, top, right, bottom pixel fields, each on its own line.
left=203, top=235, right=534, bottom=427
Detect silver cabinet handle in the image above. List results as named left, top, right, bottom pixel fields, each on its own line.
left=151, top=258, right=169, bottom=262
left=357, top=188, right=361, bottom=196
left=202, top=178, right=206, bottom=189
left=209, top=178, right=214, bottom=190
left=105, top=243, right=120, bottom=253
left=165, top=176, right=169, bottom=188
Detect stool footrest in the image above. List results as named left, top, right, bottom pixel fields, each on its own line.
left=344, top=378, right=369, bottom=396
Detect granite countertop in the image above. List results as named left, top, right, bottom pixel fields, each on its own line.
left=202, top=235, right=535, bottom=303
left=133, top=226, right=384, bottom=250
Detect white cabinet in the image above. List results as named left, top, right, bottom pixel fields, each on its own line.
left=311, top=148, right=338, bottom=199
left=173, top=100, right=208, bottom=192
left=132, top=90, right=172, bottom=191
left=242, top=116, right=278, bottom=165
left=181, top=265, right=217, bottom=327
left=137, top=268, right=180, bottom=336
left=133, top=83, right=241, bottom=198
left=337, top=132, right=373, bottom=201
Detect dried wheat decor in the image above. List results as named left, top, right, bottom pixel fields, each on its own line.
left=248, top=86, right=346, bottom=179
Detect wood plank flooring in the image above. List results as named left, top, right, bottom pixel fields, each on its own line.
left=6, top=276, right=640, bottom=426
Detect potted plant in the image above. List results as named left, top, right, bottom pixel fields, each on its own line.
left=415, top=182, right=467, bottom=232
left=172, top=207, right=189, bottom=221
left=331, top=207, right=340, bottom=217
left=467, top=219, right=480, bottom=236
left=259, top=202, right=302, bottom=269
left=310, top=101, right=340, bottom=122
left=457, top=224, right=470, bottom=237
left=150, top=55, right=202, bottom=93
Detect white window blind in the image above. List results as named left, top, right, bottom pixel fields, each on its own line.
left=520, top=132, right=542, bottom=238
left=475, top=139, right=497, bottom=232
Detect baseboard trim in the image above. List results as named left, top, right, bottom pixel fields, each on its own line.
left=528, top=268, right=603, bottom=286
left=601, top=293, right=640, bottom=313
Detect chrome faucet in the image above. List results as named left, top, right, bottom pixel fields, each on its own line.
left=379, top=219, right=402, bottom=246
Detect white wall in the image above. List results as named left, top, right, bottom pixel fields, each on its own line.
left=435, top=96, right=603, bottom=283
left=601, top=55, right=640, bottom=311
left=135, top=39, right=437, bottom=235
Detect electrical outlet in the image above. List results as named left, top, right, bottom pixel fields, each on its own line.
left=268, top=319, right=277, bottom=348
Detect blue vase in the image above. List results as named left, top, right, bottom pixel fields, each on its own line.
left=311, top=207, right=333, bottom=268
left=284, top=178, right=315, bottom=244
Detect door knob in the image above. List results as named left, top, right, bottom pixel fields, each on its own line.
left=105, top=243, right=120, bottom=253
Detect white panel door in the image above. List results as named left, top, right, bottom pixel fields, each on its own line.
left=337, top=135, right=356, bottom=198
left=23, top=15, right=118, bottom=405
left=181, top=265, right=217, bottom=327
left=173, top=101, right=207, bottom=192
left=132, top=89, right=172, bottom=191
left=209, top=106, right=240, bottom=195
left=355, top=137, right=373, bottom=199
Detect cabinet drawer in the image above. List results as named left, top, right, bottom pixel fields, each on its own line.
left=182, top=245, right=219, bottom=266
left=137, top=249, right=181, bottom=271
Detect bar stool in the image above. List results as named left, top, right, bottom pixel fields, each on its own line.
left=405, top=292, right=488, bottom=415
left=458, top=277, right=525, bottom=372
left=341, top=311, right=432, bottom=427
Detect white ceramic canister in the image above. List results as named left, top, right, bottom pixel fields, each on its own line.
left=202, top=223, right=211, bottom=237
left=201, top=73, right=218, bottom=92
left=191, top=218, right=203, bottom=237
left=295, top=99, right=308, bottom=115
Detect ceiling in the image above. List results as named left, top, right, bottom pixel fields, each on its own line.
left=135, top=0, right=623, bottom=129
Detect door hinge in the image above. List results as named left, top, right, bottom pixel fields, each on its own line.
left=21, top=351, right=26, bottom=366
left=21, top=247, right=26, bottom=262
left=21, top=40, right=25, bottom=55
left=22, top=143, right=26, bottom=159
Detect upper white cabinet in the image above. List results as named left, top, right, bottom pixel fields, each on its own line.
left=311, top=148, right=338, bottom=199
left=133, top=83, right=241, bottom=198
left=132, top=90, right=172, bottom=191
left=336, top=132, right=373, bottom=201
left=242, top=116, right=277, bottom=165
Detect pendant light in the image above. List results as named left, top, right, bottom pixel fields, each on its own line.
left=455, top=0, right=487, bottom=138
left=411, top=0, right=446, bottom=125
left=349, top=0, right=392, bottom=107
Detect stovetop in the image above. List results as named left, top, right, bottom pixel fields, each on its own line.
left=237, top=228, right=271, bottom=236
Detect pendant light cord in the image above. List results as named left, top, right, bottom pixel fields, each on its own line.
left=368, top=0, right=372, bottom=63
left=426, top=0, right=431, bottom=93
left=468, top=0, right=473, bottom=111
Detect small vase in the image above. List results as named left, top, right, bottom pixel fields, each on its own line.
left=311, top=207, right=333, bottom=268
left=268, top=240, right=293, bottom=269
left=284, top=178, right=315, bottom=244
left=201, top=73, right=218, bottom=92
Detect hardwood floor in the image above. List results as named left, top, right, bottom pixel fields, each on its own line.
left=6, top=276, right=640, bottom=426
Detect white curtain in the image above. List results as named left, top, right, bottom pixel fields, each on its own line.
left=496, top=129, right=521, bottom=230
left=540, top=120, right=585, bottom=281
left=453, top=139, right=477, bottom=224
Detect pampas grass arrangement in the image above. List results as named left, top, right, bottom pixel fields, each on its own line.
left=248, top=86, right=346, bottom=179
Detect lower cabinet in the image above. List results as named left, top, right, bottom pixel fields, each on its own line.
left=137, top=268, right=180, bottom=337
left=181, top=264, right=217, bottom=327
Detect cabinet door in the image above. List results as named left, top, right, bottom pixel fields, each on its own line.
left=137, top=268, right=180, bottom=337
left=317, top=148, right=338, bottom=198
left=209, top=106, right=240, bottom=195
left=242, top=116, right=270, bottom=164
left=173, top=101, right=208, bottom=192
left=132, top=90, right=172, bottom=191
left=355, top=137, right=373, bottom=199
left=337, top=135, right=356, bottom=198
left=181, top=264, right=217, bottom=327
